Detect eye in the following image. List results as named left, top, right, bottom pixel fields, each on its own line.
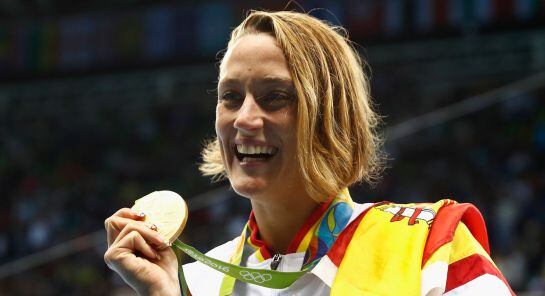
left=259, top=91, right=293, bottom=109
left=219, top=91, right=243, bottom=108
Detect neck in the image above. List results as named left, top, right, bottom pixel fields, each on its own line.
left=250, top=191, right=319, bottom=254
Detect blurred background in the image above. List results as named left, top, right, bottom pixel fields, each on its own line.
left=0, top=0, right=544, bottom=295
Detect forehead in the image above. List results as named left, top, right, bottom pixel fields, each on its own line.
left=219, top=33, right=292, bottom=82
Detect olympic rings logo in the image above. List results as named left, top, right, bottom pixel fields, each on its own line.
left=239, top=270, right=273, bottom=283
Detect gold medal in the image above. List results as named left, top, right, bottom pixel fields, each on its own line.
left=131, top=191, right=188, bottom=244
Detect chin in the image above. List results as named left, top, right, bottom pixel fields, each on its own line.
left=229, top=177, right=268, bottom=199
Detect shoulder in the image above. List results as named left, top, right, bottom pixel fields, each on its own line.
left=424, top=220, right=515, bottom=295
left=338, top=199, right=492, bottom=265
left=182, top=236, right=241, bottom=296
left=356, top=199, right=490, bottom=254
left=365, top=199, right=486, bottom=233
left=332, top=199, right=514, bottom=294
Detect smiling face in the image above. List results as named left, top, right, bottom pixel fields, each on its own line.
left=216, top=33, right=307, bottom=202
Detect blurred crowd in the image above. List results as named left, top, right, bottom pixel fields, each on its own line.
left=1, top=65, right=544, bottom=295
left=354, top=87, right=545, bottom=292
left=2, top=0, right=544, bottom=80
left=0, top=67, right=220, bottom=294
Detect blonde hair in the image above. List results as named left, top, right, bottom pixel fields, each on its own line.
left=200, top=10, right=384, bottom=201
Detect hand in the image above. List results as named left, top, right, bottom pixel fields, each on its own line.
left=104, top=208, right=181, bottom=296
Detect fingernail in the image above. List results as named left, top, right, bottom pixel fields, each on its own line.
left=146, top=223, right=157, bottom=231
left=164, top=240, right=172, bottom=247
left=131, top=210, right=145, bottom=217
left=155, top=251, right=161, bottom=260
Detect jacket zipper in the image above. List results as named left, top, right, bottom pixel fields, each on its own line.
left=270, top=253, right=282, bottom=271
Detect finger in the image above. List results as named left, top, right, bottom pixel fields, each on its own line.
left=104, top=209, right=147, bottom=247
left=111, top=207, right=146, bottom=220
left=105, top=216, right=150, bottom=247
left=104, top=231, right=159, bottom=271
left=118, top=230, right=159, bottom=260
left=113, top=220, right=169, bottom=250
left=154, top=247, right=179, bottom=273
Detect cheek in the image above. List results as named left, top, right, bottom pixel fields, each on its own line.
left=214, top=114, right=231, bottom=173
left=283, top=113, right=299, bottom=157
left=280, top=109, right=298, bottom=139
left=215, top=107, right=235, bottom=155
left=215, top=107, right=229, bottom=141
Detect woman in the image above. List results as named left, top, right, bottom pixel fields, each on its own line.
left=104, top=11, right=514, bottom=295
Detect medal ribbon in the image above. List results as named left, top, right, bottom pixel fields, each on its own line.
left=173, top=189, right=354, bottom=295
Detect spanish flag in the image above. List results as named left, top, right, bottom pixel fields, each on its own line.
left=328, top=200, right=514, bottom=295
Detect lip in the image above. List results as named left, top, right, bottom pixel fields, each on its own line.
left=236, top=157, right=269, bottom=168
left=234, top=138, right=277, bottom=148
left=232, top=138, right=278, bottom=168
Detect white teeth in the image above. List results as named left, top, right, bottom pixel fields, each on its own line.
left=236, top=145, right=276, bottom=155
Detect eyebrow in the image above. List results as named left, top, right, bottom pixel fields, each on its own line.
left=260, top=76, right=293, bottom=84
left=218, top=76, right=294, bottom=88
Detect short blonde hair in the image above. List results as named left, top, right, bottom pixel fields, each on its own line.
left=200, top=10, right=384, bottom=201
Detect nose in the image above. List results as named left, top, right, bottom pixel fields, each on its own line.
left=233, top=95, right=264, bottom=135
